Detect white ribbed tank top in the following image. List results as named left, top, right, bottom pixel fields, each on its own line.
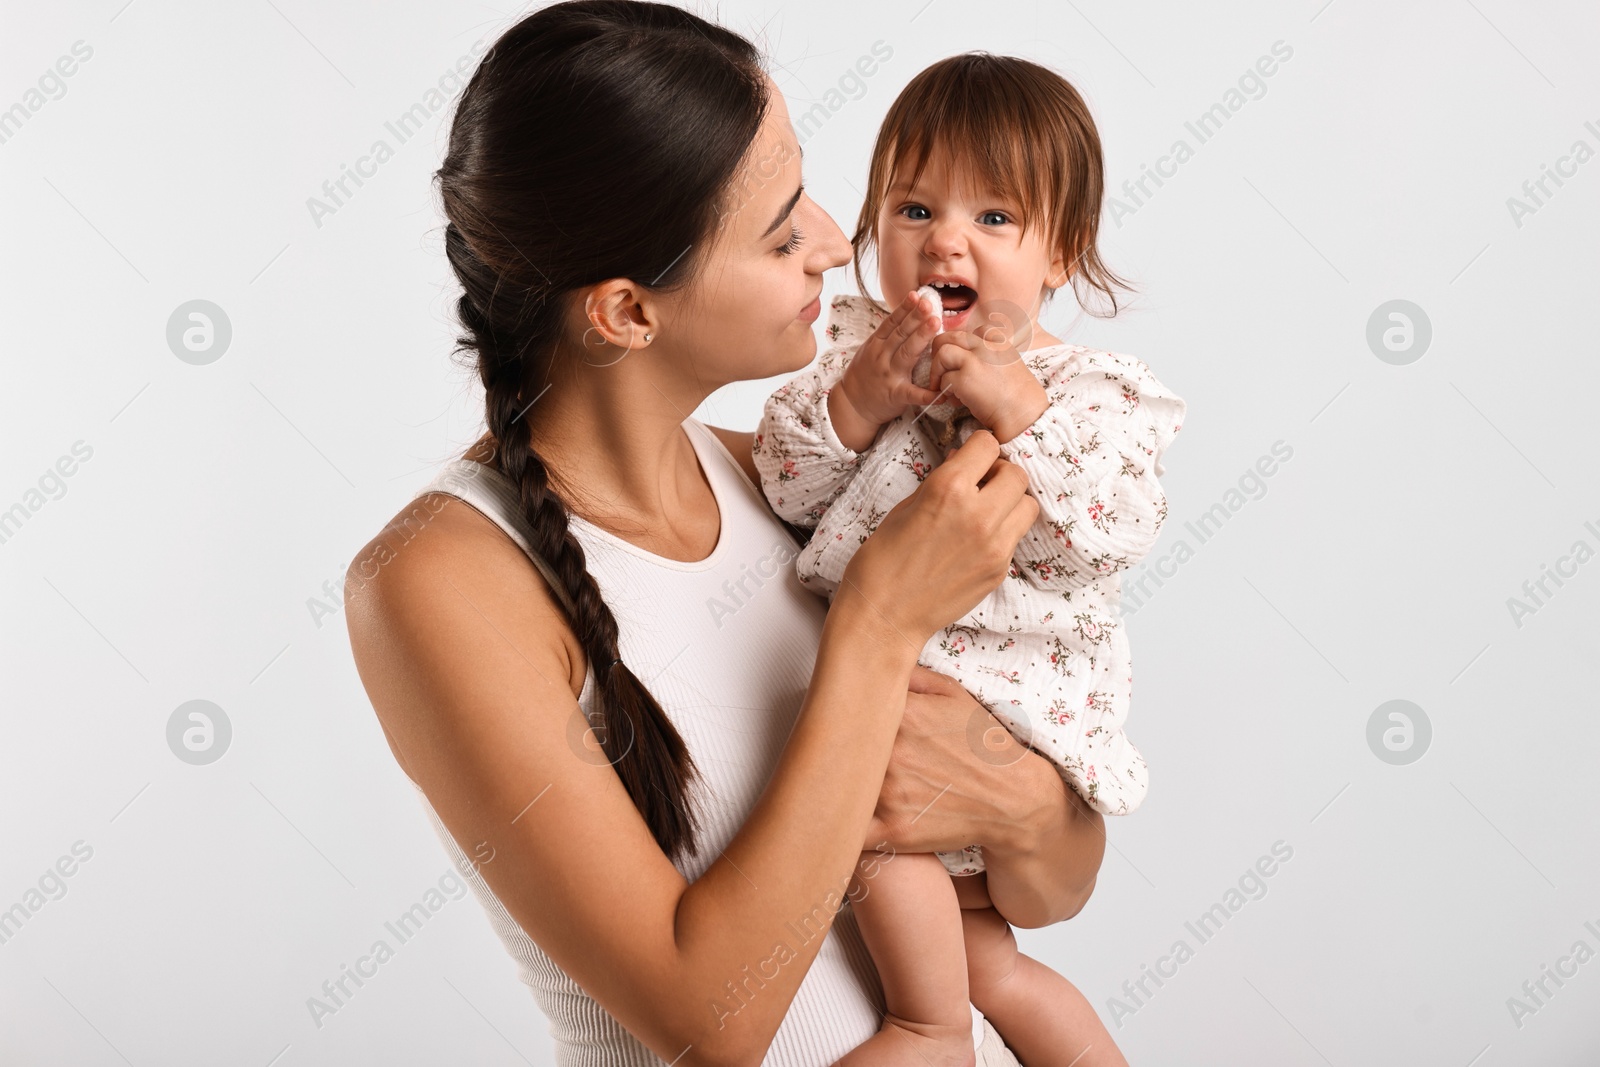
left=408, top=417, right=987, bottom=1067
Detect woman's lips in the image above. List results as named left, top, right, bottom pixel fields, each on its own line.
left=799, top=294, right=821, bottom=322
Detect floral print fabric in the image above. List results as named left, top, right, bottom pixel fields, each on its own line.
left=754, top=295, right=1186, bottom=874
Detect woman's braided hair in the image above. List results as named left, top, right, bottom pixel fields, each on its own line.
left=435, top=0, right=770, bottom=863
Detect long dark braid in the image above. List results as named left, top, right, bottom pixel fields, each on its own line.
left=435, top=0, right=770, bottom=863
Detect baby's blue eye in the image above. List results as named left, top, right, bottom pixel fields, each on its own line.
left=979, top=211, right=1011, bottom=226
left=900, top=204, right=931, bottom=221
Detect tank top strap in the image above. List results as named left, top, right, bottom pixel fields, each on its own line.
left=413, top=456, right=580, bottom=620
left=681, top=415, right=765, bottom=506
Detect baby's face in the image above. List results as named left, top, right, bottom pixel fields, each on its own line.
left=874, top=150, right=1066, bottom=348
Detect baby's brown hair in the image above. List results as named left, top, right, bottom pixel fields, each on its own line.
left=851, top=52, right=1132, bottom=318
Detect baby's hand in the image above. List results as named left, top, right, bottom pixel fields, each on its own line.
left=828, top=290, right=944, bottom=452
left=928, top=326, right=1050, bottom=444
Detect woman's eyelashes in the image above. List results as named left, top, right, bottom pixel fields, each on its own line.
left=776, top=224, right=805, bottom=256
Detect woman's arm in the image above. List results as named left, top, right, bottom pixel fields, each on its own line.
left=347, top=434, right=1034, bottom=1067
left=976, top=744, right=1106, bottom=929
left=346, top=506, right=920, bottom=1067
left=863, top=667, right=1106, bottom=929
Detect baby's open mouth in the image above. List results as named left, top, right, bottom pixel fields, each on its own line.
left=926, top=281, right=977, bottom=318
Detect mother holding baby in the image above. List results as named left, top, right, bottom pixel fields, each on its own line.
left=345, top=2, right=1130, bottom=1065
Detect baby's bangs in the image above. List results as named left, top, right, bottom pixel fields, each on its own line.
left=879, top=64, right=1057, bottom=235
left=854, top=52, right=1127, bottom=315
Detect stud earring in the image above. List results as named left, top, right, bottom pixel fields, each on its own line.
left=644, top=332, right=653, bottom=342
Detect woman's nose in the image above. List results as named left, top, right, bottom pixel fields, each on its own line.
left=805, top=201, right=853, bottom=271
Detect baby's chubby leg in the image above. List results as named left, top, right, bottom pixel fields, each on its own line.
left=955, top=874, right=1129, bottom=1067
left=834, top=850, right=976, bottom=1067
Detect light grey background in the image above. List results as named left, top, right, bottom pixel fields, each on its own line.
left=3, top=0, right=1597, bottom=1063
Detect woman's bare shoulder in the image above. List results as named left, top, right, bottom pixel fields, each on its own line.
left=343, top=492, right=588, bottom=714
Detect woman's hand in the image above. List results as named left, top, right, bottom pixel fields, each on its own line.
left=864, top=665, right=1107, bottom=926
left=835, top=429, right=1039, bottom=649
left=863, top=665, right=1040, bottom=855
left=828, top=289, right=943, bottom=451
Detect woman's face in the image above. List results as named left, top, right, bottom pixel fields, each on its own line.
left=660, top=77, right=852, bottom=384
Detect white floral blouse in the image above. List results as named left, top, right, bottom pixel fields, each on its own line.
left=753, top=295, right=1186, bottom=875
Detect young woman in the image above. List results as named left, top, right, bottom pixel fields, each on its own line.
left=344, top=4, right=1108, bottom=1065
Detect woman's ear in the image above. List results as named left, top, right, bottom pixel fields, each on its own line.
left=581, top=278, right=659, bottom=351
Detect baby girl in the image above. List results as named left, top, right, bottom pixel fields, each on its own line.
left=753, top=53, right=1185, bottom=1067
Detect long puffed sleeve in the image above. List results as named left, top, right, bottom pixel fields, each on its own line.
left=995, top=346, right=1185, bottom=591
left=752, top=296, right=888, bottom=528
